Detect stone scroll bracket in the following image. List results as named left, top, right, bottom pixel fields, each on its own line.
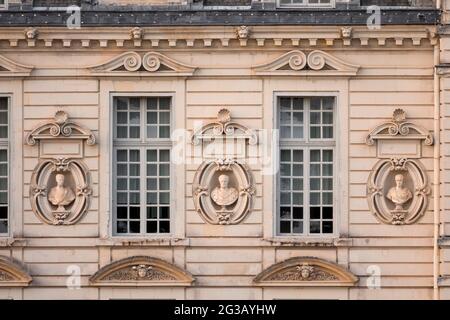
left=25, top=111, right=96, bottom=226
left=365, top=109, right=433, bottom=225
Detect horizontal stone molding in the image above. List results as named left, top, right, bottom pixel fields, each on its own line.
left=0, top=26, right=437, bottom=49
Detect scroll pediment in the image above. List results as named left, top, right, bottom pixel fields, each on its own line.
left=253, top=257, right=358, bottom=287
left=191, top=109, right=258, bottom=145
left=89, top=256, right=195, bottom=287
left=366, top=109, right=433, bottom=146
left=25, top=110, right=96, bottom=146
left=253, top=50, right=359, bottom=76
left=88, top=51, right=197, bottom=76
left=0, top=55, right=34, bottom=77
left=0, top=256, right=32, bottom=287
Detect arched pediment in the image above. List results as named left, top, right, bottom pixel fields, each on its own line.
left=89, top=256, right=195, bottom=287
left=253, top=257, right=358, bottom=287
left=88, top=51, right=197, bottom=76
left=252, top=50, right=359, bottom=76
left=0, top=55, right=34, bottom=77
left=0, top=256, right=32, bottom=287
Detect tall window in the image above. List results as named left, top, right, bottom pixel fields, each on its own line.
left=0, top=97, right=8, bottom=235
left=278, top=96, right=335, bottom=236
left=113, top=96, right=172, bottom=235
left=278, top=0, right=334, bottom=7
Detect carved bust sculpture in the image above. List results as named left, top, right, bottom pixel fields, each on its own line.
left=297, top=263, right=315, bottom=280
left=48, top=174, right=76, bottom=211
left=386, top=174, right=413, bottom=210
left=130, top=27, right=143, bottom=40
left=340, top=26, right=353, bottom=39
left=211, top=174, right=238, bottom=207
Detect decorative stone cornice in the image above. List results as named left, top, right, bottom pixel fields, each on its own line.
left=0, top=256, right=32, bottom=287
left=0, top=54, right=34, bottom=77
left=87, top=51, right=197, bottom=76
left=253, top=50, right=360, bottom=76
left=253, top=257, right=358, bottom=287
left=0, top=26, right=436, bottom=49
left=89, top=256, right=195, bottom=287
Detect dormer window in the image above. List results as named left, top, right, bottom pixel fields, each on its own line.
left=278, top=0, right=335, bottom=7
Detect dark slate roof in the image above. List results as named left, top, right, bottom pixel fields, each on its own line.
left=0, top=8, right=439, bottom=27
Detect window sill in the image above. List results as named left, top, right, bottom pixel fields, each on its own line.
left=97, top=237, right=189, bottom=247
left=263, top=237, right=352, bottom=247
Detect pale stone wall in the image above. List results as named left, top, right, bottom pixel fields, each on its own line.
left=0, top=24, right=443, bottom=299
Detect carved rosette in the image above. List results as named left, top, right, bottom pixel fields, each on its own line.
left=367, top=158, right=430, bottom=225
left=254, top=257, right=358, bottom=287
left=89, top=256, right=195, bottom=287
left=193, top=158, right=255, bottom=225
left=30, top=158, right=92, bottom=225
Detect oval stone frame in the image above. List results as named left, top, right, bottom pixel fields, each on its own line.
left=367, top=158, right=430, bottom=225
left=30, top=158, right=92, bottom=225
left=192, top=159, right=255, bottom=225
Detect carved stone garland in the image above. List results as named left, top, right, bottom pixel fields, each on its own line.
left=192, top=109, right=257, bottom=225
left=366, top=109, right=433, bottom=225
left=26, top=111, right=95, bottom=225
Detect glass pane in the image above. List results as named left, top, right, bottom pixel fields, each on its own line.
left=280, top=178, right=290, bottom=191
left=159, top=207, right=170, bottom=219
left=129, top=126, right=140, bottom=139
left=280, top=192, right=290, bottom=205
left=159, top=126, right=170, bottom=138
left=322, top=221, right=333, bottom=233
left=147, top=112, right=157, bottom=124
left=323, top=126, right=333, bottom=139
left=280, top=221, right=291, bottom=233
left=159, top=221, right=170, bottom=233
left=293, top=207, right=303, bottom=219
left=147, top=192, right=157, bottom=204
left=160, top=112, right=170, bottom=124
left=292, top=193, right=303, bottom=205
left=292, top=98, right=303, bottom=110
left=293, top=164, right=303, bottom=176
left=310, top=150, right=321, bottom=162
left=147, top=164, right=157, bottom=176
left=323, top=178, right=333, bottom=190
left=129, top=98, right=140, bottom=110
left=310, top=164, right=321, bottom=176
left=280, top=164, right=291, bottom=176
left=310, top=221, right=321, bottom=233
left=129, top=193, right=140, bottom=204
left=117, top=192, right=127, bottom=204
left=129, top=221, right=140, bottom=233
left=159, top=97, right=171, bottom=110
left=0, top=112, right=7, bottom=125
left=130, top=150, right=140, bottom=162
left=280, top=126, right=290, bottom=139
left=129, top=207, right=140, bottom=219
left=310, top=178, right=320, bottom=190
left=292, top=126, right=303, bottom=139
left=280, top=112, right=291, bottom=124
left=293, top=150, right=303, bottom=162
left=159, top=164, right=170, bottom=176
left=323, top=192, right=333, bottom=205
left=147, top=207, right=158, bottom=219
left=147, top=150, right=157, bottom=162
left=160, top=150, right=170, bottom=162
left=117, top=112, right=127, bottom=124
left=147, top=126, right=157, bottom=138
left=147, top=221, right=157, bottom=233
left=117, top=207, right=128, bottom=219
left=310, top=126, right=321, bottom=139
left=323, top=164, right=333, bottom=176
left=323, top=207, right=333, bottom=219
left=292, top=112, right=303, bottom=125
left=293, top=221, right=303, bottom=233
left=129, top=178, right=140, bottom=190
left=147, top=97, right=157, bottom=110
left=323, top=112, right=333, bottom=124
left=117, top=164, right=127, bottom=176
left=147, top=178, right=157, bottom=190
left=117, top=126, right=127, bottom=138
left=323, top=150, right=333, bottom=162
left=310, top=112, right=321, bottom=124
left=292, top=178, right=303, bottom=190
left=116, top=221, right=128, bottom=234
left=280, top=207, right=291, bottom=219
left=129, top=164, right=140, bottom=176
left=117, top=179, right=127, bottom=191
left=129, top=112, right=140, bottom=124
left=280, top=150, right=291, bottom=162
left=160, top=192, right=170, bottom=204
left=311, top=97, right=321, bottom=110
left=159, top=178, right=170, bottom=190
left=310, top=192, right=320, bottom=205
left=310, top=207, right=321, bottom=219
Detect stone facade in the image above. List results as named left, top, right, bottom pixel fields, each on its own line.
left=0, top=0, right=448, bottom=300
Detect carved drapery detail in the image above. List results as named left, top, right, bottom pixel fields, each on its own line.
left=366, top=109, right=433, bottom=146
left=0, top=256, right=32, bottom=287
left=254, top=257, right=357, bottom=287
left=89, top=256, right=195, bottom=287
left=191, top=109, right=258, bottom=146
left=252, top=50, right=360, bottom=76
left=26, top=110, right=95, bottom=146
left=88, top=51, right=197, bottom=76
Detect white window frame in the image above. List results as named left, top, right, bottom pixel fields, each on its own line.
left=275, top=95, right=337, bottom=237
left=0, top=0, right=7, bottom=10
left=0, top=96, right=9, bottom=237
left=111, top=93, right=174, bottom=237
left=277, top=0, right=336, bottom=8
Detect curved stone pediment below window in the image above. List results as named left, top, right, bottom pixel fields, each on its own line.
left=89, top=256, right=195, bottom=287
left=253, top=257, right=358, bottom=287
left=0, top=256, right=32, bottom=287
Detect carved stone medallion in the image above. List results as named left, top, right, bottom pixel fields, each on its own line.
left=26, top=111, right=95, bottom=225
left=367, top=158, right=430, bottom=225
left=193, top=159, right=255, bottom=225
left=30, top=158, right=92, bottom=225
left=365, top=109, right=433, bottom=225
